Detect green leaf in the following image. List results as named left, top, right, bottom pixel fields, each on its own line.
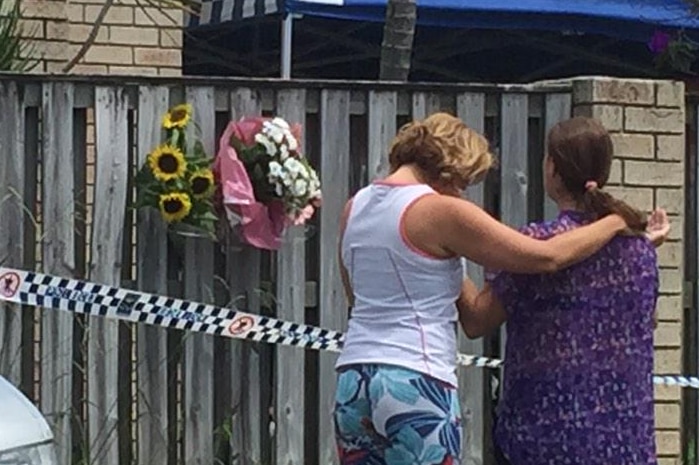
left=0, top=0, right=40, bottom=72
left=169, top=128, right=181, bottom=148
left=253, top=163, right=265, bottom=180
left=193, top=139, right=207, bottom=157
left=200, top=211, right=220, bottom=221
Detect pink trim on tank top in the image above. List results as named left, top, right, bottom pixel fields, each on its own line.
left=372, top=179, right=421, bottom=186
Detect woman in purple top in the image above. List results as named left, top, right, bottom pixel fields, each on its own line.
left=459, top=117, right=668, bottom=465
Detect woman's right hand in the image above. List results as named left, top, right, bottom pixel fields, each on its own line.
left=645, top=208, right=670, bottom=247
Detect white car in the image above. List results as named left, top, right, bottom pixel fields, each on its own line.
left=0, top=376, right=57, bottom=465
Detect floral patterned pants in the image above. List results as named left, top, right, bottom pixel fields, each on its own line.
left=333, top=364, right=462, bottom=465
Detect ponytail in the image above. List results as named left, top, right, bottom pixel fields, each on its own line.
left=581, top=186, right=647, bottom=233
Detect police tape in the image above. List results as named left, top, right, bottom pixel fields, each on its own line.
left=0, top=266, right=697, bottom=389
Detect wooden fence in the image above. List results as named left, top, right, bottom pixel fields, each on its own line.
left=0, top=73, right=572, bottom=465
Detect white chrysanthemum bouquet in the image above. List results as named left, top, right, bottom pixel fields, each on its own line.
left=214, top=116, right=322, bottom=250
left=255, top=118, right=322, bottom=222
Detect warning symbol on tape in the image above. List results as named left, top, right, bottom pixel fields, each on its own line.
left=0, top=272, right=19, bottom=298
left=229, top=316, right=254, bottom=335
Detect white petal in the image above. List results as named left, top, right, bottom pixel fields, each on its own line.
left=279, top=145, right=289, bottom=160
left=272, top=117, right=290, bottom=130
left=264, top=141, right=277, bottom=157
left=293, top=179, right=307, bottom=196
left=271, top=131, right=284, bottom=144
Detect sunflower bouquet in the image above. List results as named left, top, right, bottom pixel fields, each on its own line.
left=134, top=104, right=219, bottom=238
left=215, top=116, right=322, bottom=250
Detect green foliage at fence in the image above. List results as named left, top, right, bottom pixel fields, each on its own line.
left=0, top=0, right=39, bottom=72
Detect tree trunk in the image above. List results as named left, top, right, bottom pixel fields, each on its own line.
left=379, top=0, right=417, bottom=81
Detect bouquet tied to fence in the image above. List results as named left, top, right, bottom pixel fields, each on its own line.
left=134, top=104, right=218, bottom=238
left=215, top=116, right=322, bottom=250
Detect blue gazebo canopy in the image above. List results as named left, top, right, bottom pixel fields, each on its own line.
left=286, top=0, right=699, bottom=41
left=190, top=0, right=699, bottom=43
left=184, top=0, right=699, bottom=81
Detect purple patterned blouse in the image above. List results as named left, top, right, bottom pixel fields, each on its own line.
left=487, top=210, right=659, bottom=465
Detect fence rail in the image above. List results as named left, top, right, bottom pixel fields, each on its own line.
left=0, top=73, right=572, bottom=465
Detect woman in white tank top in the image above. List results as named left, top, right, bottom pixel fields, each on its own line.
left=333, top=113, right=630, bottom=465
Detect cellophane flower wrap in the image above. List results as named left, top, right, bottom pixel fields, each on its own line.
left=215, top=116, right=322, bottom=250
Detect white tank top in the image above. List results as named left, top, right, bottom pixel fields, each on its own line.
left=336, top=182, right=463, bottom=386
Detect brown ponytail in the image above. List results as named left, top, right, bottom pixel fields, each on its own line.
left=581, top=187, right=647, bottom=233
left=548, top=117, right=647, bottom=233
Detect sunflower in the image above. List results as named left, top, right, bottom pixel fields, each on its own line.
left=162, top=104, right=193, bottom=130
left=148, top=144, right=187, bottom=182
left=158, top=192, right=192, bottom=223
left=189, top=169, right=215, bottom=198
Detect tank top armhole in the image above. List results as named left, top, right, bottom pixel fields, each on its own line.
left=399, top=193, right=452, bottom=260
left=340, top=197, right=354, bottom=245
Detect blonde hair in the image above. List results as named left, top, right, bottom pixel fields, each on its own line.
left=388, top=112, right=494, bottom=190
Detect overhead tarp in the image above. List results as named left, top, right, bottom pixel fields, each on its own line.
left=283, top=0, right=699, bottom=41
left=186, top=0, right=281, bottom=27
left=187, top=0, right=699, bottom=42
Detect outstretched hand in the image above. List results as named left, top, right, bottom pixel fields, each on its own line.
left=645, top=209, right=670, bottom=247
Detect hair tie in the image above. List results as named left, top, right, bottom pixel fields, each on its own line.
left=585, top=180, right=598, bottom=191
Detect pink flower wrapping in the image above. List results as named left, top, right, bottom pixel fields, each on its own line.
left=214, top=117, right=290, bottom=250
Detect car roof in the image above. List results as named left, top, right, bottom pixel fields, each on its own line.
left=0, top=376, right=53, bottom=452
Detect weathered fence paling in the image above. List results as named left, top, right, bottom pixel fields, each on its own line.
left=183, top=86, right=217, bottom=465
left=88, top=86, right=130, bottom=465
left=318, top=88, right=351, bottom=465
left=0, top=74, right=572, bottom=465
left=136, top=85, right=170, bottom=465
left=0, top=81, right=25, bottom=387
left=41, top=81, right=76, bottom=465
left=543, top=93, right=572, bottom=221
left=498, top=93, right=530, bottom=368
left=458, top=91, right=487, bottom=465
left=274, top=88, right=307, bottom=465
left=227, top=86, right=267, bottom=465
left=367, top=90, right=397, bottom=180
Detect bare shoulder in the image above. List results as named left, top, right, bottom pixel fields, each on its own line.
left=406, top=193, right=480, bottom=222
left=403, top=194, right=483, bottom=258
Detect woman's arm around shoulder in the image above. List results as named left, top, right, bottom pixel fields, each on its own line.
left=403, top=194, right=626, bottom=274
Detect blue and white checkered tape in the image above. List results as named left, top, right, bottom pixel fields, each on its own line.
left=0, top=266, right=696, bottom=389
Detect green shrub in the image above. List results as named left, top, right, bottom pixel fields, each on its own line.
left=0, top=0, right=39, bottom=72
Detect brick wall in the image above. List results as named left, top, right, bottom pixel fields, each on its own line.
left=21, top=0, right=183, bottom=75
left=572, top=77, right=686, bottom=465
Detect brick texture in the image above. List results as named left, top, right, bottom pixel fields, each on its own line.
left=21, top=0, right=182, bottom=76
left=573, top=77, right=686, bottom=462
